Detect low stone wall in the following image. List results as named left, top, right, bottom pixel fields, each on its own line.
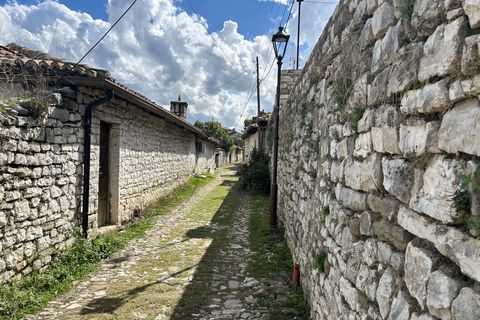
left=0, top=85, right=216, bottom=282
left=276, top=0, right=480, bottom=318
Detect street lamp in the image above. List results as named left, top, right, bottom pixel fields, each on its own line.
left=270, top=26, right=290, bottom=229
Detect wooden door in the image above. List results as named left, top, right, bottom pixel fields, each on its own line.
left=98, top=121, right=110, bottom=227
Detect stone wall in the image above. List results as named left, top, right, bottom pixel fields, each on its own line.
left=276, top=0, right=480, bottom=319
left=0, top=85, right=216, bottom=282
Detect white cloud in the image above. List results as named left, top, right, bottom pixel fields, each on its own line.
left=0, top=0, right=335, bottom=130
left=259, top=0, right=290, bottom=5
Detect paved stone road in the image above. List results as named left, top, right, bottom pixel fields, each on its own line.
left=23, top=166, right=303, bottom=320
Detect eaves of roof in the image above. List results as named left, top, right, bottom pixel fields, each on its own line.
left=0, top=43, right=219, bottom=146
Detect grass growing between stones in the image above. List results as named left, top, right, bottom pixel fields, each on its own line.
left=0, top=173, right=216, bottom=320
left=248, top=192, right=311, bottom=319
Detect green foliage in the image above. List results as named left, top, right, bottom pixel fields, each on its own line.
left=454, top=167, right=480, bottom=231
left=243, top=118, right=253, bottom=132
left=248, top=193, right=310, bottom=319
left=194, top=120, right=234, bottom=153
left=300, top=101, right=309, bottom=125
left=396, top=0, right=415, bottom=18
left=0, top=173, right=215, bottom=319
left=19, top=97, right=48, bottom=120
left=349, top=103, right=365, bottom=138
left=322, top=206, right=330, bottom=216
left=313, top=136, right=320, bottom=154
left=284, top=131, right=294, bottom=153
left=237, top=149, right=271, bottom=194
left=331, top=63, right=355, bottom=111
left=312, top=74, right=321, bottom=84
left=308, top=169, right=317, bottom=181
left=314, top=251, right=328, bottom=273
left=306, top=120, right=314, bottom=139
left=0, top=104, right=5, bottom=114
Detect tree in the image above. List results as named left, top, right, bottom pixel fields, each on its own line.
left=243, top=119, right=252, bottom=132
left=194, top=120, right=234, bottom=153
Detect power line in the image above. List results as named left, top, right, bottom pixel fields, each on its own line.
left=185, top=0, right=252, bottom=84
left=189, top=64, right=255, bottom=102
left=59, top=0, right=138, bottom=81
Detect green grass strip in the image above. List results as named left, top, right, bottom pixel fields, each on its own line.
left=0, top=172, right=216, bottom=319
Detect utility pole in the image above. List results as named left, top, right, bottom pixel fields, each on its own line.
left=297, top=0, right=304, bottom=70
left=256, top=56, right=261, bottom=117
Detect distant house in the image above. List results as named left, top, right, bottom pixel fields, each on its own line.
left=242, top=113, right=269, bottom=161
left=0, top=43, right=218, bottom=281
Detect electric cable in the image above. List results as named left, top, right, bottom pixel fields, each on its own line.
left=189, top=64, right=256, bottom=102
left=185, top=0, right=253, bottom=84
left=58, top=0, right=138, bottom=82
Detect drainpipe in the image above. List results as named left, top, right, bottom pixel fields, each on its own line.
left=82, top=89, right=114, bottom=238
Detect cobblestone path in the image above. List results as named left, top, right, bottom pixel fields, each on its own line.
left=24, top=166, right=303, bottom=320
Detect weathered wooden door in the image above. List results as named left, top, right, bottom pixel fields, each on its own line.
left=98, top=121, right=110, bottom=227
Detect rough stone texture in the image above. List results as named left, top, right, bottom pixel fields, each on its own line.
left=409, top=155, right=458, bottom=223
left=451, top=288, right=480, bottom=320
left=463, top=0, right=480, bottom=28
left=418, top=17, right=467, bottom=82
left=405, top=242, right=438, bottom=309
left=438, top=98, right=480, bottom=157
left=0, top=87, right=217, bottom=282
left=400, top=79, right=450, bottom=115
left=426, top=270, right=461, bottom=320
left=272, top=0, right=480, bottom=319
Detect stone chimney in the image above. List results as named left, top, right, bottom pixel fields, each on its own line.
left=170, top=95, right=188, bottom=119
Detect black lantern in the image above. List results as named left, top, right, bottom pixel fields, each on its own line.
left=272, top=26, right=290, bottom=59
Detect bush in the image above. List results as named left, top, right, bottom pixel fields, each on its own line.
left=237, top=148, right=271, bottom=194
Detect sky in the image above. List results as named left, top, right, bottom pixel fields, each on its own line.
left=0, top=0, right=337, bottom=131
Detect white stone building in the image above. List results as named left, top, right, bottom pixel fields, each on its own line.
left=0, top=44, right=218, bottom=281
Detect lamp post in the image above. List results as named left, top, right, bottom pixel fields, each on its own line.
left=296, top=0, right=304, bottom=69
left=270, top=26, right=290, bottom=229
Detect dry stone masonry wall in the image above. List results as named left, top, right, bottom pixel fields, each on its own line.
left=277, top=0, right=480, bottom=319
left=0, top=86, right=215, bottom=282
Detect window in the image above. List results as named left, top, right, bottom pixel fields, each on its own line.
left=196, top=141, right=206, bottom=153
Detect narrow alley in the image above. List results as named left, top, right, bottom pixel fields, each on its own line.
left=23, top=165, right=307, bottom=320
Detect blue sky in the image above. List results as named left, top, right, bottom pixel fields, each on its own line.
left=0, top=0, right=336, bottom=130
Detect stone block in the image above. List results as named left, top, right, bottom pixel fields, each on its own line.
left=374, top=105, right=404, bottom=128
left=340, top=276, right=363, bottom=311
left=354, top=132, right=372, bottom=158
left=463, top=0, right=480, bottom=28
left=461, top=34, right=480, bottom=75
left=405, top=241, right=439, bottom=309
left=368, top=66, right=391, bottom=106
left=399, top=120, right=441, bottom=156
left=367, top=193, right=400, bottom=219
left=373, top=219, right=414, bottom=251
left=409, top=155, right=458, bottom=223
left=418, top=17, right=468, bottom=82
left=359, top=211, right=375, bottom=236
left=371, top=2, right=395, bottom=39
left=341, top=187, right=369, bottom=212
left=387, top=42, right=423, bottom=96
left=398, top=207, right=480, bottom=283
left=357, top=108, right=374, bottom=133
left=377, top=266, right=395, bottom=318
left=14, top=200, right=30, bottom=222
left=337, top=137, right=354, bottom=161
left=411, top=0, right=447, bottom=35
left=382, top=157, right=414, bottom=203
left=451, top=288, right=480, bottom=320
left=371, top=126, right=400, bottom=154
left=401, top=79, right=450, bottom=115
left=460, top=75, right=480, bottom=96
left=426, top=270, right=461, bottom=319
left=344, top=154, right=383, bottom=193
left=411, top=312, right=438, bottom=320
left=389, top=291, right=413, bottom=320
